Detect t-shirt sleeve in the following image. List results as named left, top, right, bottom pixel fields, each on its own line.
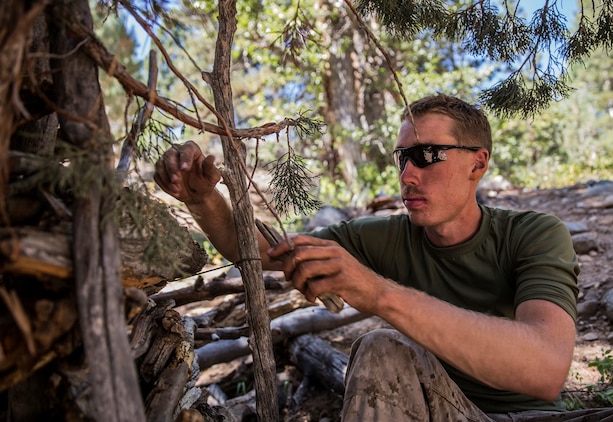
left=511, top=212, right=580, bottom=320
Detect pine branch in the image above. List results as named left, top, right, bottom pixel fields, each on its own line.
left=267, top=148, right=322, bottom=217
left=479, top=70, right=571, bottom=118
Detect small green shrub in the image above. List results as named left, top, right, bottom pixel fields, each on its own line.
left=565, top=349, right=613, bottom=410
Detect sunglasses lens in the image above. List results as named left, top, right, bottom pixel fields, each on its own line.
left=394, top=146, right=439, bottom=170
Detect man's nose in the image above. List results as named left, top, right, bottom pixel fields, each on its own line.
left=399, top=162, right=420, bottom=185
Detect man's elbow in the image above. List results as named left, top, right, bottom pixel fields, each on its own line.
left=528, top=368, right=569, bottom=402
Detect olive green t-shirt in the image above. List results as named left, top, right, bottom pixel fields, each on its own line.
left=310, top=205, right=580, bottom=413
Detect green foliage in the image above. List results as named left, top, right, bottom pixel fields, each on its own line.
left=481, top=72, right=572, bottom=119
left=137, top=116, right=182, bottom=162
left=490, top=34, right=613, bottom=189
left=316, top=177, right=355, bottom=209
left=589, top=350, right=613, bottom=385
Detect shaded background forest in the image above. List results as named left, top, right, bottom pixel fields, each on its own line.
left=94, top=0, right=613, bottom=213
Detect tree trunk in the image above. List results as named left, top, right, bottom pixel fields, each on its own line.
left=323, top=2, right=362, bottom=188
left=321, top=2, right=387, bottom=199
left=209, top=0, right=279, bottom=420
left=46, top=0, right=146, bottom=420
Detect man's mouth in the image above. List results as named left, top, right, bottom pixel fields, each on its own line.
left=403, top=196, right=427, bottom=208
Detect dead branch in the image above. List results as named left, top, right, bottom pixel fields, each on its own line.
left=196, top=306, right=367, bottom=369
left=194, top=289, right=316, bottom=342
left=117, top=49, right=158, bottom=178
left=150, top=274, right=286, bottom=308
left=63, top=16, right=303, bottom=140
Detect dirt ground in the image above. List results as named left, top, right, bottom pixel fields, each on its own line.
left=482, top=183, right=613, bottom=407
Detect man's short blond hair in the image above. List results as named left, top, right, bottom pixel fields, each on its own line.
left=402, top=94, right=492, bottom=156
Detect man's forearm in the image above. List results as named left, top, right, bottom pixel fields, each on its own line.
left=186, top=188, right=241, bottom=262
left=375, top=283, right=575, bottom=401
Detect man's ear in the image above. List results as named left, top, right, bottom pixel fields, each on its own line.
left=470, top=150, right=489, bottom=180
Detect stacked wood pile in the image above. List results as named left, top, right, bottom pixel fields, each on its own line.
left=142, top=275, right=369, bottom=421
left=0, top=149, right=209, bottom=419
left=0, top=2, right=394, bottom=416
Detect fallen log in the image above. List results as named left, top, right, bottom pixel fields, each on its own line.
left=0, top=215, right=206, bottom=295
left=193, top=289, right=316, bottom=343
left=289, top=334, right=348, bottom=397
left=196, top=306, right=367, bottom=369
left=150, top=274, right=286, bottom=308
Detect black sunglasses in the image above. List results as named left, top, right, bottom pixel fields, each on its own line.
left=392, top=144, right=482, bottom=171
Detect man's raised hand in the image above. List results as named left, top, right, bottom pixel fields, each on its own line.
left=154, top=141, right=221, bottom=205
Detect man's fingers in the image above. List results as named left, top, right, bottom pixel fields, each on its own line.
left=268, top=235, right=336, bottom=257
left=290, top=235, right=336, bottom=247
left=154, top=158, right=174, bottom=191
left=202, top=154, right=216, bottom=169
left=178, top=147, right=199, bottom=171
left=292, top=261, right=340, bottom=301
left=201, top=154, right=222, bottom=185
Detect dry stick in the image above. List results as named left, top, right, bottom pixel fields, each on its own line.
left=124, top=2, right=281, bottom=419
left=211, top=0, right=279, bottom=419
left=116, top=49, right=158, bottom=178
left=0, top=287, right=36, bottom=355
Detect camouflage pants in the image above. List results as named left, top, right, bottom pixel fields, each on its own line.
left=341, top=329, right=613, bottom=421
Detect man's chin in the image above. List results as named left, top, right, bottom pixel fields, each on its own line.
left=406, top=210, right=429, bottom=227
